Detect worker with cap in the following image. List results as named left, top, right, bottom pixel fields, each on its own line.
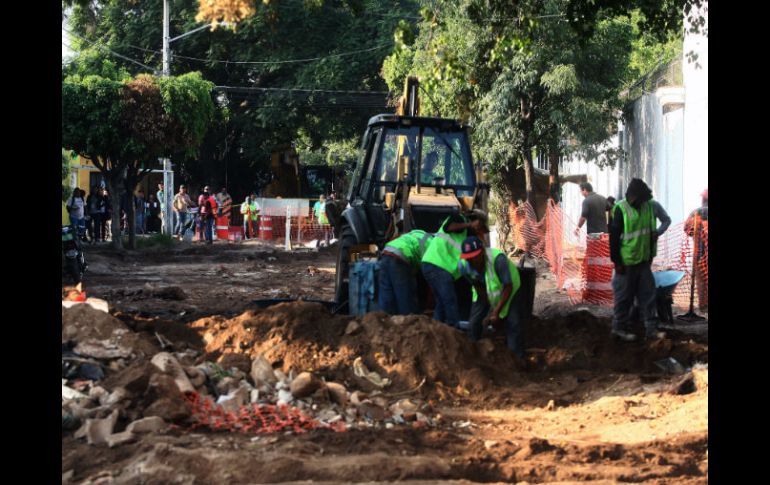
left=608, top=178, right=671, bottom=342
left=421, top=214, right=485, bottom=327
left=378, top=229, right=434, bottom=315
left=457, top=236, right=525, bottom=360
left=684, top=188, right=708, bottom=310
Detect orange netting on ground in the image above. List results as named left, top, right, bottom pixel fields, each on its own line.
left=510, top=200, right=708, bottom=310
left=184, top=392, right=347, bottom=434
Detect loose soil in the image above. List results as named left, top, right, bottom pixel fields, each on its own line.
left=62, top=239, right=708, bottom=484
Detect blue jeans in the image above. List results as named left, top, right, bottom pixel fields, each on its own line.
left=71, top=217, right=86, bottom=239
left=378, top=256, right=418, bottom=315
left=135, top=213, right=145, bottom=234
left=468, top=292, right=525, bottom=358
left=421, top=262, right=460, bottom=327
left=203, top=217, right=214, bottom=242
left=174, top=212, right=188, bottom=236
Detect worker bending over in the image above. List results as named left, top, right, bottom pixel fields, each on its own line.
left=458, top=236, right=525, bottom=360
left=421, top=214, right=484, bottom=327
left=378, top=229, right=434, bottom=315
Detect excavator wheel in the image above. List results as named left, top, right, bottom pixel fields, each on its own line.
left=334, top=225, right=357, bottom=314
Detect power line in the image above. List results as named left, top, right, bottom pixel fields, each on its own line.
left=215, top=86, right=388, bottom=95
left=62, top=27, right=158, bottom=72
left=174, top=43, right=393, bottom=65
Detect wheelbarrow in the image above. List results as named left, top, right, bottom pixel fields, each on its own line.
left=631, top=270, right=686, bottom=325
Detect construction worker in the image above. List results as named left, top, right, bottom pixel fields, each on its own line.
left=248, top=193, right=260, bottom=238
left=458, top=236, right=525, bottom=359
left=378, top=229, right=434, bottom=315
left=421, top=214, right=484, bottom=327
left=609, top=178, right=671, bottom=342
left=684, top=188, right=708, bottom=310
left=240, top=195, right=252, bottom=239
left=217, top=187, right=233, bottom=224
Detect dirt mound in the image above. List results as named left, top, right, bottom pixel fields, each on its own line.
left=62, top=305, right=157, bottom=359
left=190, top=302, right=522, bottom=399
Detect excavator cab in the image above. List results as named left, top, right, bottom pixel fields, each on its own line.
left=333, top=77, right=489, bottom=313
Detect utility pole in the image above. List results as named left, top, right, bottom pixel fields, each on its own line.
left=160, top=0, right=174, bottom=235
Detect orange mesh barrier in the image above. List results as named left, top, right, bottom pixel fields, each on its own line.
left=512, top=200, right=708, bottom=310
left=184, top=392, right=347, bottom=434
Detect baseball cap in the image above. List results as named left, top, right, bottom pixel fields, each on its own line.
left=460, top=236, right=484, bottom=260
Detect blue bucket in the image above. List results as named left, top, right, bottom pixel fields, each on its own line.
left=653, top=270, right=686, bottom=290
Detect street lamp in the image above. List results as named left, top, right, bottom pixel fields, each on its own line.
left=160, top=0, right=230, bottom=235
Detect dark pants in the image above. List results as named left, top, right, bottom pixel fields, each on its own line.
left=378, top=256, right=418, bottom=315
left=468, top=292, right=525, bottom=358
left=612, top=261, right=658, bottom=336
left=421, top=262, right=460, bottom=327
left=90, top=213, right=102, bottom=241
left=202, top=216, right=214, bottom=242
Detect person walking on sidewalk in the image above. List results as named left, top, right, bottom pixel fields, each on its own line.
left=173, top=185, right=193, bottom=240
left=609, top=178, right=671, bottom=342
left=378, top=229, right=434, bottom=315
left=421, top=214, right=485, bottom=327
left=458, top=236, right=526, bottom=361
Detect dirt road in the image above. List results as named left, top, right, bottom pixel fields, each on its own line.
left=62, top=240, right=708, bottom=484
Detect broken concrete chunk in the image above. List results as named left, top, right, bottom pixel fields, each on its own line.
left=106, top=430, right=135, bottom=448
left=84, top=409, right=119, bottom=445
left=151, top=352, right=195, bottom=393
left=185, top=366, right=207, bottom=387
left=290, top=372, right=323, bottom=398
left=62, top=384, right=89, bottom=401
left=277, top=389, right=293, bottom=406
left=143, top=397, right=190, bottom=423
left=101, top=387, right=130, bottom=406
left=217, top=385, right=249, bottom=412
left=126, top=416, right=166, bottom=434
left=669, top=372, right=697, bottom=395
left=250, top=354, right=277, bottom=387
left=389, top=398, right=419, bottom=417
left=74, top=340, right=132, bottom=360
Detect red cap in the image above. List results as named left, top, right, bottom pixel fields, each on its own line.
left=460, top=248, right=483, bottom=260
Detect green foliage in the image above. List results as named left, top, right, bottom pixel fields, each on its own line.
left=158, top=72, right=216, bottom=157
left=62, top=151, right=72, bottom=203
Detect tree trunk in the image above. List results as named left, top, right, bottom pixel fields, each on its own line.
left=522, top=148, right=535, bottom=205
left=548, top=151, right=560, bottom=203
left=106, top=178, right=123, bottom=251
left=125, top=178, right=137, bottom=250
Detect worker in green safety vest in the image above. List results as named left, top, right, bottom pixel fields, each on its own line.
left=378, top=229, right=434, bottom=315
left=609, top=178, right=671, bottom=342
left=458, top=236, right=526, bottom=359
left=421, top=214, right=485, bottom=327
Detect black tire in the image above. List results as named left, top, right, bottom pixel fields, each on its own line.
left=67, top=258, right=82, bottom=285
left=334, top=225, right=357, bottom=313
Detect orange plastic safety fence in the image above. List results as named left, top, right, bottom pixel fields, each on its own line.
left=184, top=392, right=347, bottom=435
left=512, top=200, right=708, bottom=310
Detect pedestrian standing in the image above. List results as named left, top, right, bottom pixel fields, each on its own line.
left=66, top=188, right=86, bottom=240
left=458, top=236, right=526, bottom=361
left=241, top=195, right=252, bottom=239
left=574, top=182, right=608, bottom=236
left=313, top=194, right=331, bottom=246
left=134, top=189, right=146, bottom=235
left=606, top=196, right=616, bottom=227
left=609, top=178, right=672, bottom=342
left=378, top=230, right=434, bottom=315
left=421, top=214, right=484, bottom=327
left=198, top=186, right=217, bottom=244
left=173, top=185, right=193, bottom=240
left=86, top=186, right=102, bottom=242
left=102, top=189, right=111, bottom=241
left=156, top=183, right=166, bottom=232
left=684, top=188, right=708, bottom=310
left=146, top=193, right=161, bottom=233
left=248, top=193, right=260, bottom=239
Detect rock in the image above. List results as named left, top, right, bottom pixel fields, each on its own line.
left=250, top=354, right=277, bottom=387
left=217, top=353, right=252, bottom=374
left=477, top=338, right=495, bottom=357
left=62, top=469, right=74, bottom=483
left=217, top=385, right=249, bottom=412
left=311, top=387, right=331, bottom=403
left=350, top=391, right=367, bottom=405
left=390, top=315, right=407, bottom=326
left=143, top=397, right=190, bottom=422
left=102, top=361, right=157, bottom=395
left=669, top=372, right=697, bottom=395
left=126, top=416, right=166, bottom=434
left=386, top=422, right=394, bottom=429
left=415, top=412, right=429, bottom=423
left=389, top=398, right=419, bottom=416
left=84, top=409, right=119, bottom=445
left=371, top=396, right=389, bottom=408
left=150, top=352, right=195, bottom=393
left=101, top=387, right=130, bottom=406
left=277, top=389, right=293, bottom=406
left=545, top=399, right=556, bottom=411
left=345, top=320, right=362, bottom=336
left=357, top=402, right=385, bottom=420
left=185, top=367, right=207, bottom=387
left=152, top=286, right=187, bottom=301
left=326, top=382, right=348, bottom=406
left=484, top=440, right=499, bottom=450
left=274, top=369, right=288, bottom=382
left=250, top=389, right=260, bottom=403
left=106, top=431, right=135, bottom=448
left=290, top=372, right=323, bottom=399
left=88, top=386, right=108, bottom=401
left=74, top=340, right=133, bottom=360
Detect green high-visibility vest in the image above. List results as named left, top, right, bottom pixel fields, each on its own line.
left=421, top=215, right=468, bottom=279
left=249, top=202, right=259, bottom=221
left=617, top=199, right=657, bottom=265
left=461, top=248, right=520, bottom=319
left=384, top=230, right=434, bottom=268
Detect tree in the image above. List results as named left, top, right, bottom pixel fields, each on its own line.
left=66, top=0, right=417, bottom=201
left=383, top=0, right=632, bottom=217
left=62, top=151, right=73, bottom=203
left=62, top=58, right=214, bottom=250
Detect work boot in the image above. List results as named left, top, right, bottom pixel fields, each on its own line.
left=611, top=329, right=637, bottom=342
